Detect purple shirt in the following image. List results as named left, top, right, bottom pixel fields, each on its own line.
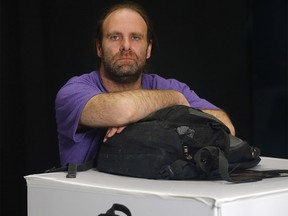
left=55, top=71, right=219, bottom=166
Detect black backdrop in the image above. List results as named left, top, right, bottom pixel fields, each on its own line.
left=0, top=0, right=287, bottom=215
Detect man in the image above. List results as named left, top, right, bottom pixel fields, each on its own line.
left=55, top=1, right=235, bottom=166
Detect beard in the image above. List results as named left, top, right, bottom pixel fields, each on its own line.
left=101, top=50, right=146, bottom=84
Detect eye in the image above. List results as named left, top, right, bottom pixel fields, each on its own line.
left=131, top=35, right=141, bottom=41
left=109, top=35, right=120, bottom=41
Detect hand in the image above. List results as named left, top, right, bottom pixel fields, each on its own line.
left=202, top=109, right=236, bottom=136
left=103, top=126, right=126, bottom=142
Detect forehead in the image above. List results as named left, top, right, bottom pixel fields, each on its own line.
left=103, top=8, right=147, bottom=35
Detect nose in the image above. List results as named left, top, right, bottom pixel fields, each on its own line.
left=119, top=37, right=131, bottom=52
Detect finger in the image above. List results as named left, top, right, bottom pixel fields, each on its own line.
left=103, top=127, right=117, bottom=142
left=107, top=127, right=118, bottom=137
left=116, top=126, right=126, bottom=133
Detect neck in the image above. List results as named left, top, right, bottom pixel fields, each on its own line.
left=99, top=71, right=142, bottom=92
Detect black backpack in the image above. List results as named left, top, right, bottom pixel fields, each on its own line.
left=96, top=105, right=287, bottom=183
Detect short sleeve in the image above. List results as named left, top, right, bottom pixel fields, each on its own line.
left=142, top=74, right=220, bottom=110
left=55, top=72, right=105, bottom=142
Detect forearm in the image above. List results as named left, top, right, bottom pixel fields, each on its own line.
left=201, top=109, right=236, bottom=136
left=80, top=89, right=190, bottom=128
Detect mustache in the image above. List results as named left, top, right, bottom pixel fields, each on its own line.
left=118, top=50, right=136, bottom=58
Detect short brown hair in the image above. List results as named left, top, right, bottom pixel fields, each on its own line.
left=94, top=1, right=156, bottom=45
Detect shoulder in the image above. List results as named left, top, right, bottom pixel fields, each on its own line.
left=142, top=73, right=187, bottom=89
left=66, top=71, right=101, bottom=85
left=55, top=71, right=105, bottom=105
left=58, top=71, right=105, bottom=92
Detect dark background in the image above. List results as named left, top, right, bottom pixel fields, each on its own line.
left=0, top=0, right=287, bottom=215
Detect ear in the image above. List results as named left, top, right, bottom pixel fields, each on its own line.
left=96, top=40, right=102, bottom=57
left=146, top=40, right=153, bottom=59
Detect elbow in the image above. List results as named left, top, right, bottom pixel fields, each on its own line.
left=112, top=97, right=138, bottom=126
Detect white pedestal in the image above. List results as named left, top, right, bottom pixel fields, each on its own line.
left=25, top=157, right=288, bottom=216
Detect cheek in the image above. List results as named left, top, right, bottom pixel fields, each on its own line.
left=103, top=44, right=119, bottom=56
left=98, top=45, right=113, bottom=59
left=102, top=48, right=118, bottom=62
left=138, top=47, right=151, bottom=60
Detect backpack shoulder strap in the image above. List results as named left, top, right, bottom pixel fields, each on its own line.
left=98, top=203, right=132, bottom=216
left=45, top=160, right=94, bottom=178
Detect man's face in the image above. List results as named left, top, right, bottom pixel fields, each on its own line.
left=96, top=8, right=152, bottom=83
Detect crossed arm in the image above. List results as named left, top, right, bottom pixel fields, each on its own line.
left=79, top=89, right=235, bottom=140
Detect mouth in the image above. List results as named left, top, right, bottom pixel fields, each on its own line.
left=118, top=57, right=133, bottom=61
left=116, top=57, right=135, bottom=65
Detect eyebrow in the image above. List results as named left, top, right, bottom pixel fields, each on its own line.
left=106, top=31, right=144, bottom=37
left=106, top=31, right=121, bottom=37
